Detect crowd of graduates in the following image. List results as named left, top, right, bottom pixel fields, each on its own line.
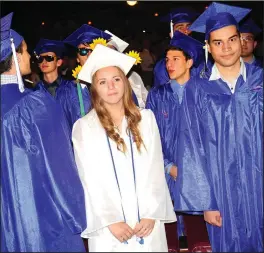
left=1, top=1, right=263, bottom=252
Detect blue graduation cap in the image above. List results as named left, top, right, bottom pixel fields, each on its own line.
left=170, top=31, right=204, bottom=67
left=0, top=12, right=24, bottom=92
left=0, top=12, right=24, bottom=62
left=63, top=24, right=112, bottom=48
left=189, top=2, right=251, bottom=40
left=34, top=39, right=65, bottom=58
left=161, top=7, right=198, bottom=25
left=239, top=18, right=262, bottom=36
left=160, top=7, right=199, bottom=36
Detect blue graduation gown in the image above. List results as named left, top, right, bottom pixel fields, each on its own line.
left=251, top=56, right=263, bottom=68
left=153, top=57, right=212, bottom=87
left=146, top=77, right=205, bottom=238
left=1, top=84, right=86, bottom=252
left=146, top=77, right=208, bottom=205
left=36, top=77, right=91, bottom=131
left=174, top=64, right=263, bottom=252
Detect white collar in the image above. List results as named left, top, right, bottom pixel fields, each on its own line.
left=209, top=58, right=247, bottom=82
left=0, top=74, right=18, bottom=85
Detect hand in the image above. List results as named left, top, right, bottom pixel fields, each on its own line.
left=204, top=210, right=222, bottom=227
left=169, top=165, right=178, bottom=180
left=108, top=222, right=134, bottom=243
left=134, top=218, right=155, bottom=238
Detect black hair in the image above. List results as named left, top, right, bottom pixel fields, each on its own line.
left=82, top=42, right=92, bottom=47
left=165, top=45, right=191, bottom=61
left=0, top=43, right=23, bottom=74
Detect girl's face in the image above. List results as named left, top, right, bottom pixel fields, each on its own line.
left=94, top=66, right=125, bottom=106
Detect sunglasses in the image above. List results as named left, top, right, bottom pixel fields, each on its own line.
left=37, top=55, right=58, bottom=64
left=77, top=48, right=92, bottom=56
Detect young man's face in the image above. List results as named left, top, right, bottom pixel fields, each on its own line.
left=241, top=32, right=257, bottom=58
left=18, top=41, right=31, bottom=76
left=166, top=50, right=193, bottom=81
left=208, top=25, right=242, bottom=67
left=38, top=52, right=62, bottom=74
left=173, top=22, right=192, bottom=35
left=76, top=43, right=92, bottom=66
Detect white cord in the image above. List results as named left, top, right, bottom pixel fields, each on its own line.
left=10, top=38, right=24, bottom=93
left=203, top=40, right=208, bottom=66
left=170, top=20, right=174, bottom=38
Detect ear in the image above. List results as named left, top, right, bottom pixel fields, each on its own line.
left=77, top=58, right=80, bottom=63
left=253, top=41, right=257, bottom=49
left=57, top=59, right=63, bottom=67
left=186, top=58, right=193, bottom=69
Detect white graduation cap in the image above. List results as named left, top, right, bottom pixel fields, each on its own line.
left=78, top=44, right=136, bottom=84
left=105, top=30, right=129, bottom=53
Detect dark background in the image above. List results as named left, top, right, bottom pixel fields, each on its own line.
left=1, top=1, right=263, bottom=56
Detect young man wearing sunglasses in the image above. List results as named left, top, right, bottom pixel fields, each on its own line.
left=1, top=13, right=86, bottom=252
left=76, top=46, right=93, bottom=66
left=34, top=38, right=91, bottom=130
left=64, top=24, right=112, bottom=67
left=64, top=24, right=139, bottom=107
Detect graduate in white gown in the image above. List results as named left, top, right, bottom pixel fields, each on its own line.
left=72, top=44, right=176, bottom=252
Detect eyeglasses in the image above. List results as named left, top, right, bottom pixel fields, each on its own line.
left=241, top=36, right=254, bottom=42
left=36, top=55, right=57, bottom=63
left=77, top=48, right=92, bottom=56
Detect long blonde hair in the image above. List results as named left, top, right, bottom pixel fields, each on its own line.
left=91, top=66, right=144, bottom=153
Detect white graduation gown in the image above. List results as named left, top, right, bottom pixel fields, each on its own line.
left=128, top=71, right=148, bottom=108
left=72, top=108, right=176, bottom=252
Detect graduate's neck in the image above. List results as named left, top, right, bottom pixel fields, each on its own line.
left=174, top=70, right=190, bottom=85
left=242, top=54, right=254, bottom=63
left=43, top=71, right=59, bottom=84
left=105, top=100, right=125, bottom=127
left=215, top=58, right=241, bottom=83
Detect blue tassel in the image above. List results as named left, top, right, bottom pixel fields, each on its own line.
left=137, top=237, right=144, bottom=245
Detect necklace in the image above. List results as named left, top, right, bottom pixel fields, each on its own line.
left=113, top=116, right=124, bottom=132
